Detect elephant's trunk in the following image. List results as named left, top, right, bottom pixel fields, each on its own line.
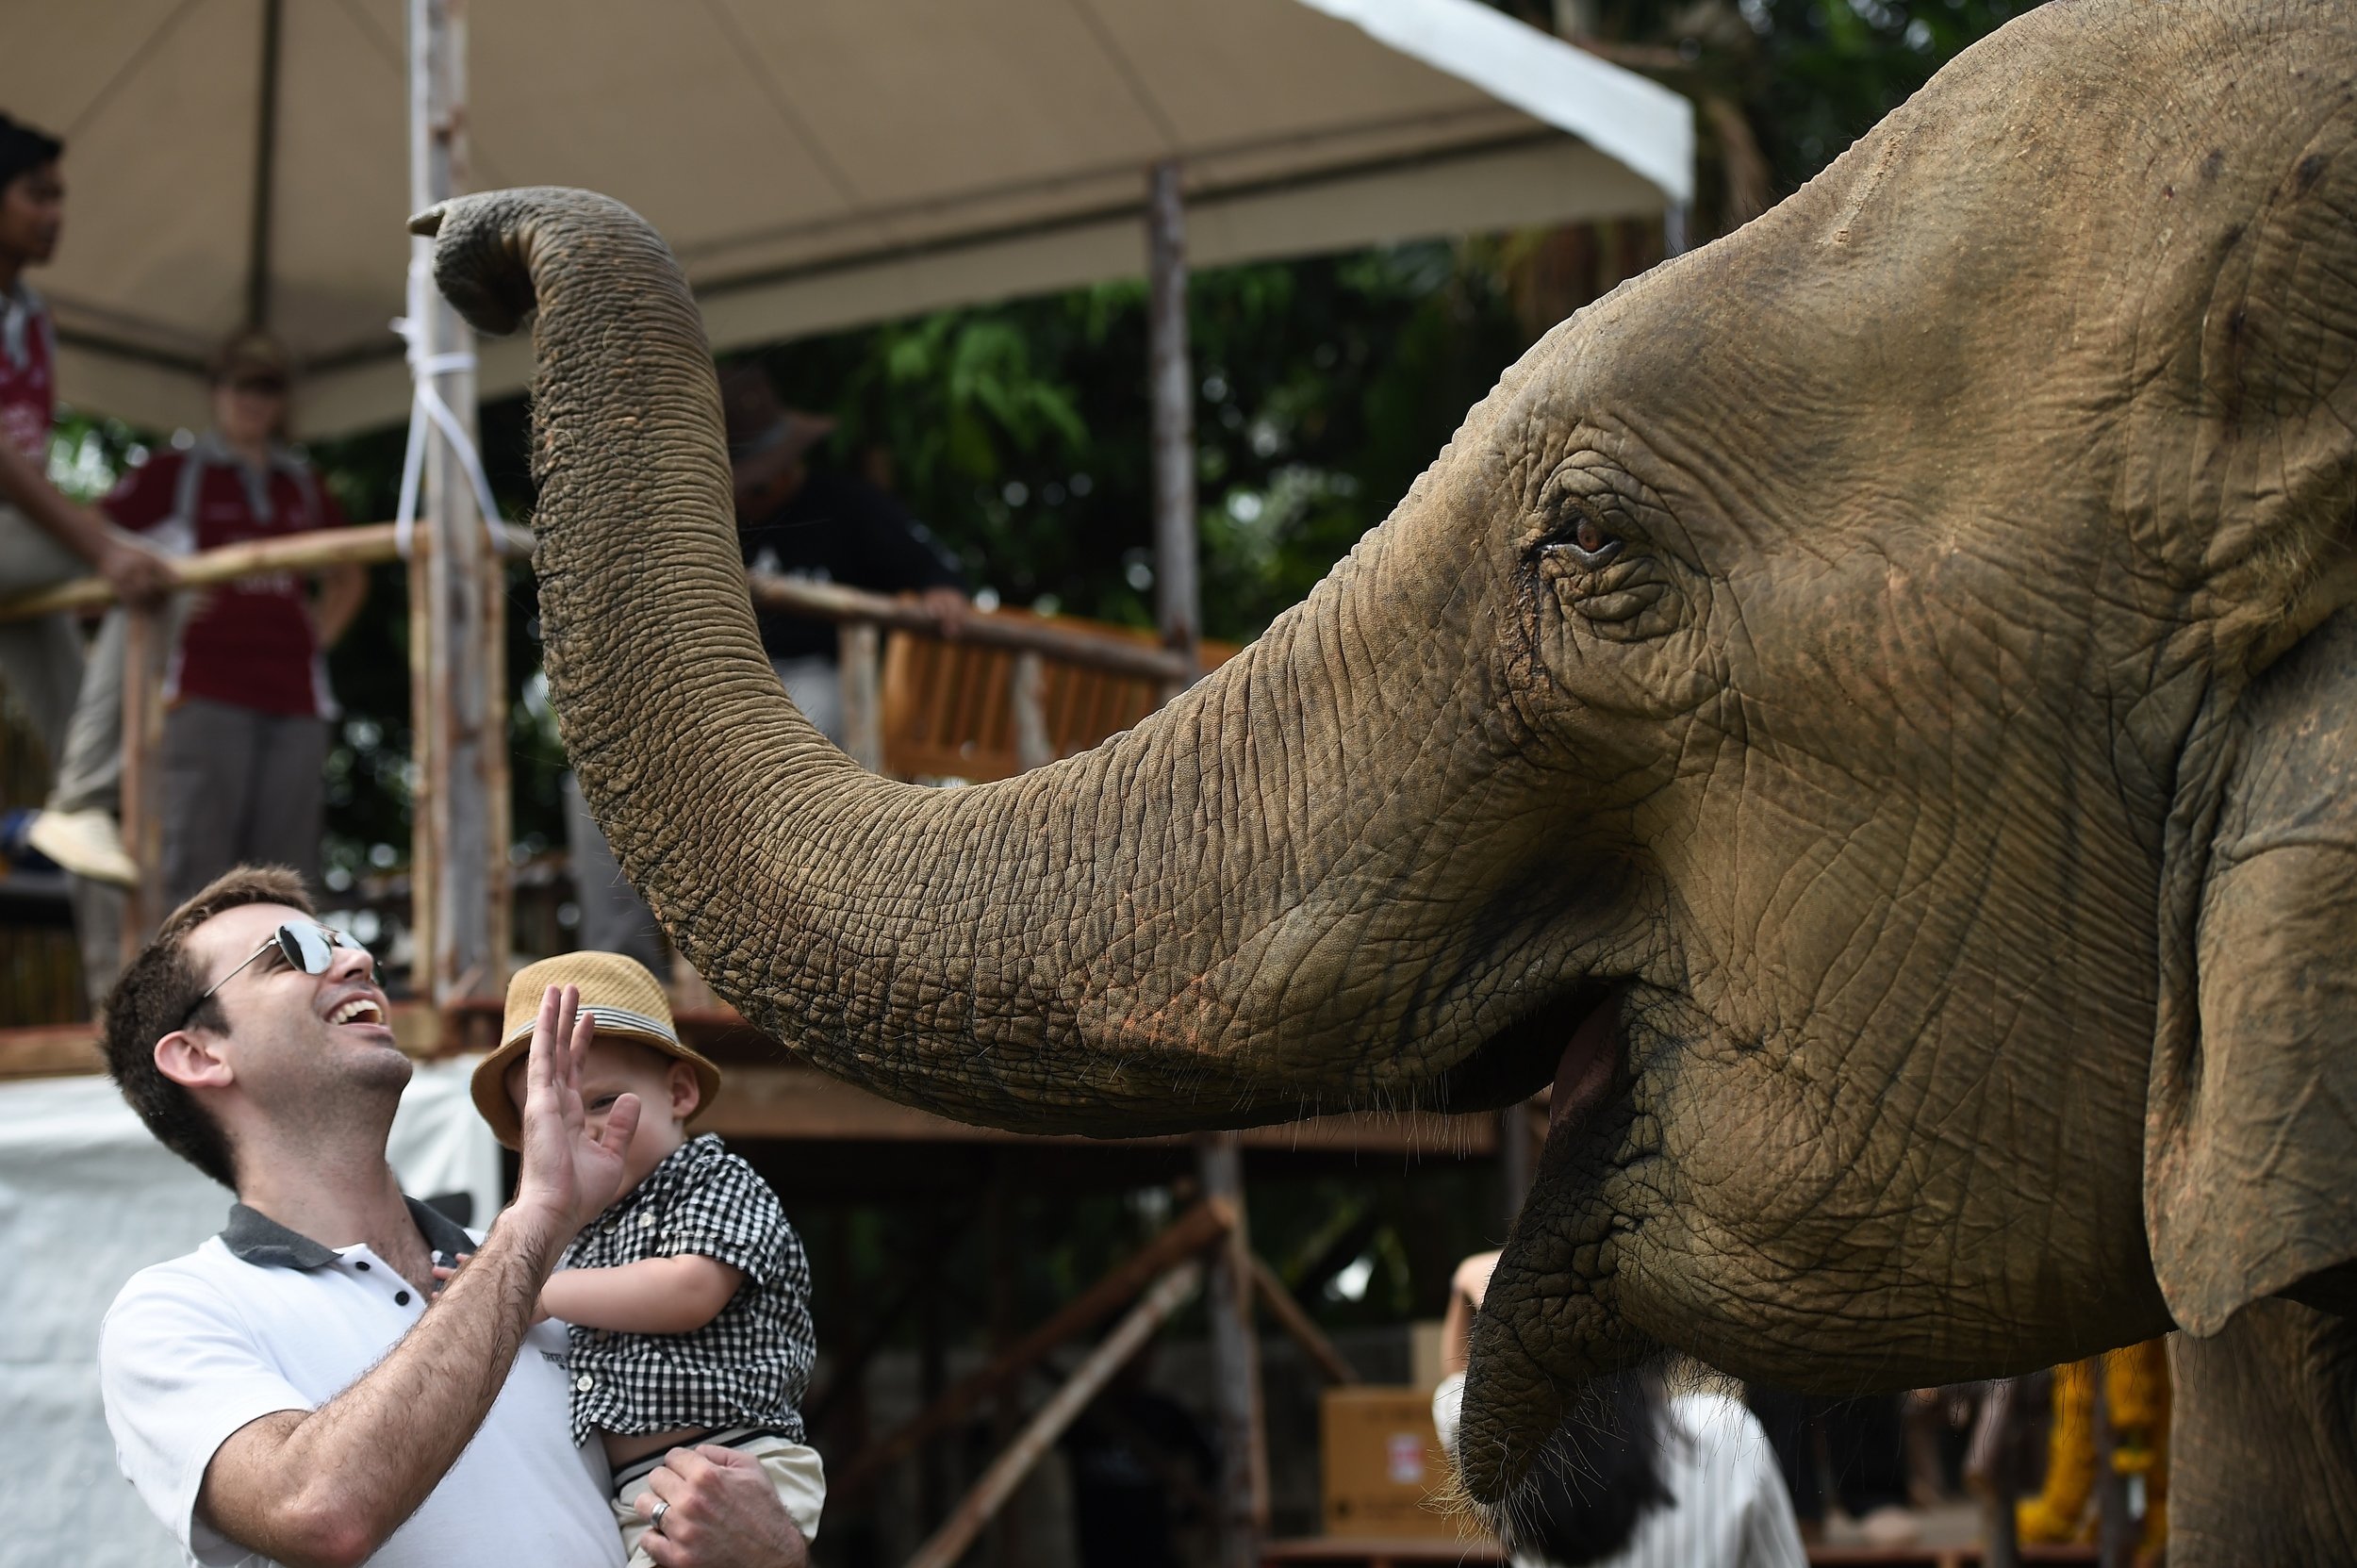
left=416, top=188, right=1573, bottom=1131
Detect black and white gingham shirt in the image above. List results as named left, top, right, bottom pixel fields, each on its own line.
left=556, top=1133, right=815, bottom=1448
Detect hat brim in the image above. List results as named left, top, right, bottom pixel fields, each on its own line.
left=470, top=1020, right=724, bottom=1151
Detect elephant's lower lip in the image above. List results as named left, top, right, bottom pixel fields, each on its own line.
left=1550, top=994, right=1621, bottom=1136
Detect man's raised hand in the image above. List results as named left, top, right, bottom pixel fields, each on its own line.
left=512, top=983, right=638, bottom=1242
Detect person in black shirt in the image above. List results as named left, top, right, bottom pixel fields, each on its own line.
left=563, top=363, right=966, bottom=971
left=721, top=364, right=964, bottom=734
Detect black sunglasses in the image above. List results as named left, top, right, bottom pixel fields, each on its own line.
left=182, top=920, right=375, bottom=1029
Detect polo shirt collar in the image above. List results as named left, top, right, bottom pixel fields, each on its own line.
left=222, top=1196, right=475, bottom=1271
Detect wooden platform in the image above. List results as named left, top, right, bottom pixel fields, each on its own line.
left=0, top=999, right=1504, bottom=1162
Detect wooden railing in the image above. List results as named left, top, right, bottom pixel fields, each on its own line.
left=0, top=523, right=1216, bottom=966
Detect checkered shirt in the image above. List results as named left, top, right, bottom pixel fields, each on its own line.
left=556, top=1133, right=815, bottom=1448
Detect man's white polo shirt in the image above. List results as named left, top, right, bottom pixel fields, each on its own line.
left=99, top=1197, right=626, bottom=1568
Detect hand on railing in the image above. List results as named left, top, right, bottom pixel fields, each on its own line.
left=909, top=586, right=966, bottom=641
left=98, top=533, right=176, bottom=610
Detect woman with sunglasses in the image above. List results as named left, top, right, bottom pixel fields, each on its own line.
left=42, top=330, right=366, bottom=911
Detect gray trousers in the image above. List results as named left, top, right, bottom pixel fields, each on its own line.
left=0, top=503, right=87, bottom=770
left=159, top=697, right=327, bottom=909
left=565, top=653, right=842, bottom=967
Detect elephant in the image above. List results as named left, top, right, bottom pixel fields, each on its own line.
left=411, top=0, right=2357, bottom=1556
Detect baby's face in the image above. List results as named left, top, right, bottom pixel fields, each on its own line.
left=506, top=1035, right=694, bottom=1193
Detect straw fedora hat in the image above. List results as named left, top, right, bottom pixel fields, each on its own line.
left=470, top=952, right=723, bottom=1150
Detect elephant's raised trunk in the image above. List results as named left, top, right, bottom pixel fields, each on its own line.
left=416, top=188, right=1577, bottom=1131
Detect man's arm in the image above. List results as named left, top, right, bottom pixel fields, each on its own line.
left=193, top=985, right=639, bottom=1568
left=311, top=561, right=366, bottom=647
left=0, top=438, right=173, bottom=602
left=542, top=1255, right=742, bottom=1335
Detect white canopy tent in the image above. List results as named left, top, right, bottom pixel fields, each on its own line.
left=7, top=0, right=1689, bottom=437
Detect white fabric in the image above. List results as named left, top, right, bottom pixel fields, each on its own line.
left=0, top=1064, right=504, bottom=1568
left=2, top=0, right=1689, bottom=438
left=1294, top=0, right=1694, bottom=201
left=1432, top=1373, right=1805, bottom=1568
left=102, top=1238, right=620, bottom=1568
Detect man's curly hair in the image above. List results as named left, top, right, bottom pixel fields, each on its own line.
left=103, top=865, right=313, bottom=1189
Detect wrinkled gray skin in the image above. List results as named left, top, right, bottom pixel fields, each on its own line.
left=416, top=0, right=2357, bottom=1557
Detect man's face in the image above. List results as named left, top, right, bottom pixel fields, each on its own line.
left=0, top=162, right=63, bottom=267
left=180, top=902, right=405, bottom=1119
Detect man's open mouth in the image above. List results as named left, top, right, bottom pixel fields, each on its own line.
left=329, top=998, right=386, bottom=1027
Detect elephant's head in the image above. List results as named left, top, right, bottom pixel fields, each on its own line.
left=416, top=0, right=2357, bottom=1516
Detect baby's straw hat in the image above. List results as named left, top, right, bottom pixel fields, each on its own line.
left=470, top=951, right=723, bottom=1150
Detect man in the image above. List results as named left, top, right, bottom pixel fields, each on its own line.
left=97, top=865, right=811, bottom=1568
left=0, top=110, right=169, bottom=883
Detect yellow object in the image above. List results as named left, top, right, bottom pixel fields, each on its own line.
left=2018, top=1341, right=2170, bottom=1554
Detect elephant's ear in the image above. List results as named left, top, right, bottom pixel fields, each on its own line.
left=2149, top=610, right=2357, bottom=1338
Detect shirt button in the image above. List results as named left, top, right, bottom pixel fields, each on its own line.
left=354, top=1261, right=371, bottom=1271
left=395, top=1290, right=412, bottom=1306
left=576, top=1375, right=595, bottom=1392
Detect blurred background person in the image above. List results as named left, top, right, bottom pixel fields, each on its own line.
left=87, top=330, right=362, bottom=908
left=0, top=109, right=172, bottom=883
left=1435, top=1251, right=1805, bottom=1568
left=563, top=360, right=968, bottom=974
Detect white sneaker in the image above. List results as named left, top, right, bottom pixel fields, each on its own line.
left=26, top=808, right=140, bottom=886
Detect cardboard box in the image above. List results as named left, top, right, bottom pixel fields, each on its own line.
left=1320, top=1385, right=1458, bottom=1539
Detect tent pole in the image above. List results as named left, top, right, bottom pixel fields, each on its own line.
left=406, top=0, right=508, bottom=1005
left=1150, top=153, right=1267, bottom=1567
left=1146, top=159, right=1198, bottom=684
left=243, top=0, right=283, bottom=328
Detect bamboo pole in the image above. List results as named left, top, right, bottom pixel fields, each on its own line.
left=117, top=605, right=166, bottom=950
left=1197, top=1135, right=1271, bottom=1566
left=834, top=1195, right=1233, bottom=1500
left=1246, top=1249, right=1359, bottom=1386
left=1147, top=158, right=1199, bottom=685
left=837, top=621, right=882, bottom=772
left=0, top=529, right=1188, bottom=681
left=408, top=0, right=506, bottom=1004
left=750, top=574, right=1195, bottom=683
left=1011, top=651, right=1051, bottom=771
left=904, top=1260, right=1204, bottom=1568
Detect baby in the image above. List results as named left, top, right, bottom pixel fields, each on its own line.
left=472, top=953, right=824, bottom=1563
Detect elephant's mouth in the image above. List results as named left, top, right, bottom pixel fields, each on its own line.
left=1419, top=982, right=1624, bottom=1115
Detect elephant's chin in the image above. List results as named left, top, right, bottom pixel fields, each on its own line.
left=1451, top=991, right=1651, bottom=1510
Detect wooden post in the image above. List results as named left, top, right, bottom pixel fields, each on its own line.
left=406, top=0, right=508, bottom=1003
left=1147, top=159, right=1198, bottom=686
left=1011, top=652, right=1051, bottom=772
left=1197, top=1135, right=1269, bottom=1567
left=1978, top=1378, right=2021, bottom=1568
left=1246, top=1250, right=1359, bottom=1385
left=835, top=1196, right=1232, bottom=1499
left=2092, top=1354, right=2131, bottom=1568
left=905, top=1261, right=1204, bottom=1568
left=838, top=621, right=882, bottom=771
left=118, top=603, right=167, bottom=951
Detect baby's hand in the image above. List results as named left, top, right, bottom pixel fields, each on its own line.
left=429, top=1251, right=472, bottom=1299
left=430, top=1251, right=552, bottom=1324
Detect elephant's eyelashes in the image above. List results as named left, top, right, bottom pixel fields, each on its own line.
left=1542, top=517, right=1624, bottom=570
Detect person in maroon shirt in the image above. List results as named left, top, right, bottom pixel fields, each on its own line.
left=96, top=332, right=365, bottom=906
left=0, top=111, right=173, bottom=883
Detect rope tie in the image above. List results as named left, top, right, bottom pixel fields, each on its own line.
left=392, top=248, right=506, bottom=560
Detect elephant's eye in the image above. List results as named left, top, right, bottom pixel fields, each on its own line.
left=1546, top=513, right=1624, bottom=569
